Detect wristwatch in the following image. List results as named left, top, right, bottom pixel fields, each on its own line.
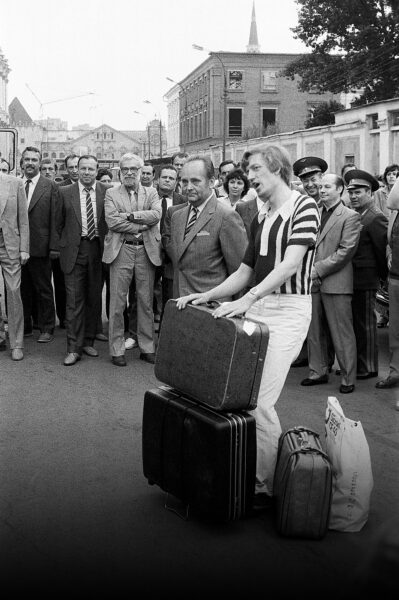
left=248, top=287, right=261, bottom=301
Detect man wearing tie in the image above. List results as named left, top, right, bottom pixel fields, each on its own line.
left=20, top=146, right=59, bottom=342
left=103, top=153, right=161, bottom=366
left=57, top=155, right=108, bottom=365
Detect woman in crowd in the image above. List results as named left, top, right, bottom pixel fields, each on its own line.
left=221, top=168, right=250, bottom=208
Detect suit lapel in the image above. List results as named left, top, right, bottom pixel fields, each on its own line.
left=317, top=204, right=343, bottom=246
left=28, top=176, right=45, bottom=212
left=71, top=183, right=82, bottom=226
left=178, top=195, right=216, bottom=258
left=0, top=178, right=10, bottom=218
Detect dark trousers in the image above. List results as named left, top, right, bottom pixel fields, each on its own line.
left=51, top=257, right=66, bottom=327
left=21, top=257, right=55, bottom=334
left=96, top=262, right=110, bottom=334
left=64, top=239, right=102, bottom=354
left=352, top=288, right=378, bottom=374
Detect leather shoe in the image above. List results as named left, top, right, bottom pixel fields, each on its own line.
left=356, top=372, right=378, bottom=380
left=64, top=352, right=81, bottom=366
left=251, top=493, right=274, bottom=514
left=339, top=384, right=355, bottom=394
left=112, top=355, right=126, bottom=367
left=95, top=333, right=108, bottom=342
left=37, top=332, right=54, bottom=343
left=140, top=352, right=156, bottom=364
left=11, top=348, right=24, bottom=361
left=291, top=357, right=308, bottom=368
left=301, top=375, right=328, bottom=386
left=82, top=346, right=99, bottom=357
left=375, top=376, right=399, bottom=389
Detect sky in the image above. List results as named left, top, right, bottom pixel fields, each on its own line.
left=0, top=0, right=307, bottom=131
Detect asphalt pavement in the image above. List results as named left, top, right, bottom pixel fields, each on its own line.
left=0, top=315, right=398, bottom=598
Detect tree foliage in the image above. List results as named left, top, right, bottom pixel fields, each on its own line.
left=305, top=101, right=345, bottom=128
left=283, top=0, right=399, bottom=105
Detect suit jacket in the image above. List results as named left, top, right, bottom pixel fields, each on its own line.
left=27, top=175, right=60, bottom=257
left=236, top=198, right=258, bottom=239
left=312, top=203, right=360, bottom=294
left=352, top=204, right=388, bottom=290
left=57, top=181, right=108, bottom=274
left=103, top=183, right=162, bottom=267
left=58, top=177, right=74, bottom=187
left=163, top=194, right=247, bottom=297
left=0, top=175, right=29, bottom=259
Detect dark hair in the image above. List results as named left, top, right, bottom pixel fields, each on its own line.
left=159, top=164, right=178, bottom=177
left=382, top=164, right=399, bottom=185
left=243, top=145, right=292, bottom=186
left=172, top=152, right=189, bottom=163
left=341, top=163, right=356, bottom=177
left=40, top=158, right=57, bottom=171
left=64, top=154, right=79, bottom=169
left=218, top=159, right=236, bottom=174
left=223, top=169, right=250, bottom=197
left=96, top=167, right=112, bottom=181
left=22, top=146, right=42, bottom=160
left=184, top=155, right=215, bottom=180
left=0, top=158, right=10, bottom=172
left=77, top=155, right=98, bottom=168
left=142, top=162, right=155, bottom=175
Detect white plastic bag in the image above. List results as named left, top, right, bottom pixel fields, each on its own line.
left=325, top=396, right=374, bottom=532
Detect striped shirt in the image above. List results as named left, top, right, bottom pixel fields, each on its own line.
left=242, top=191, right=320, bottom=294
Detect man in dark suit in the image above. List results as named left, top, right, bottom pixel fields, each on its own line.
left=20, top=146, right=59, bottom=343
left=163, top=155, right=247, bottom=298
left=345, top=169, right=388, bottom=379
left=236, top=196, right=259, bottom=240
left=300, top=174, right=360, bottom=394
left=56, top=155, right=108, bottom=365
left=58, top=154, right=79, bottom=187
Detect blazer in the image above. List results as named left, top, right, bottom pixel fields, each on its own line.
left=0, top=175, right=29, bottom=259
left=312, top=203, right=360, bottom=294
left=58, top=177, right=74, bottom=187
left=236, top=198, right=259, bottom=239
left=57, top=181, right=108, bottom=274
left=102, top=183, right=162, bottom=267
left=27, top=175, right=60, bottom=257
left=163, top=194, right=247, bottom=297
left=352, top=204, right=388, bottom=290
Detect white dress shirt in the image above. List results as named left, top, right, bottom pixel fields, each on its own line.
left=22, top=173, right=40, bottom=207
left=78, top=181, right=99, bottom=237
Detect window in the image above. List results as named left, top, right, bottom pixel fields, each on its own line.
left=262, top=108, right=277, bottom=131
left=103, top=133, right=106, bottom=139
left=59, top=152, right=65, bottom=158
left=391, top=111, right=399, bottom=126
left=110, top=133, right=114, bottom=140
left=21, top=138, right=25, bottom=144
left=96, top=152, right=102, bottom=159
left=228, top=108, right=242, bottom=137
left=261, top=70, right=277, bottom=92
left=228, top=70, right=243, bottom=91
left=369, top=113, right=379, bottom=129
left=43, top=152, right=48, bottom=158
left=96, top=133, right=99, bottom=139
left=344, top=154, right=355, bottom=163
left=51, top=152, right=57, bottom=158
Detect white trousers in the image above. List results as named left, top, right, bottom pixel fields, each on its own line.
left=245, top=293, right=312, bottom=496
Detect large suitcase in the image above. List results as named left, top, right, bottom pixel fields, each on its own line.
left=154, top=299, right=269, bottom=411
left=142, top=386, right=256, bottom=521
left=273, top=427, right=332, bottom=539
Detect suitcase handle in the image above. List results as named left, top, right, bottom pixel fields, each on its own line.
left=290, top=447, right=330, bottom=461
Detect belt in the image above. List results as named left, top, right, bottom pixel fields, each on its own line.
left=124, top=239, right=144, bottom=246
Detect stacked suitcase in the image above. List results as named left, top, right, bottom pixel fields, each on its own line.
left=142, top=299, right=269, bottom=521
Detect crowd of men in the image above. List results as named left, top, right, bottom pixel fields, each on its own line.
left=0, top=146, right=398, bottom=392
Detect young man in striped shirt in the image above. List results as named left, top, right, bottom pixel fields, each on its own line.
left=176, top=145, right=320, bottom=508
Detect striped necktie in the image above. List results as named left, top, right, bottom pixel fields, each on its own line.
left=84, top=187, right=96, bottom=240
left=184, top=206, right=198, bottom=237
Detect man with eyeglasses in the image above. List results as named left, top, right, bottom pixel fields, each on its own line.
left=103, top=153, right=161, bottom=367
left=56, top=155, right=108, bottom=366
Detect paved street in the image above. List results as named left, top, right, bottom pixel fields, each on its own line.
left=0, top=315, right=398, bottom=598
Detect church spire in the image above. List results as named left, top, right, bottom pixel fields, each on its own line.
left=247, top=1, right=260, bottom=53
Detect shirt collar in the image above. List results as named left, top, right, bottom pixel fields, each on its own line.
left=194, top=192, right=213, bottom=214
left=78, top=181, right=97, bottom=193
left=23, top=172, right=40, bottom=184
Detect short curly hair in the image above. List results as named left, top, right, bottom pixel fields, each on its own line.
left=223, top=169, right=250, bottom=197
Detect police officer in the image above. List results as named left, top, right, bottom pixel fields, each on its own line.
left=292, top=156, right=328, bottom=208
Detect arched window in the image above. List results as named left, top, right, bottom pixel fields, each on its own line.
left=51, top=152, right=57, bottom=158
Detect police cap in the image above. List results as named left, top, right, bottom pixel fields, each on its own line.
left=292, top=156, right=328, bottom=178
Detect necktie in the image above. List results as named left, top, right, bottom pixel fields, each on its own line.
left=84, top=187, right=96, bottom=240
left=25, top=179, right=32, bottom=200
left=161, top=196, right=168, bottom=233
left=184, top=206, right=198, bottom=237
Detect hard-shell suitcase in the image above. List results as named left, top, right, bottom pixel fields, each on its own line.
left=273, top=427, right=332, bottom=539
left=154, top=299, right=269, bottom=411
left=142, top=386, right=256, bottom=521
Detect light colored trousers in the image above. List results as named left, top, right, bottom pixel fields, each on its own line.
left=245, top=293, right=312, bottom=496
left=0, top=233, right=24, bottom=350
left=108, top=243, right=156, bottom=357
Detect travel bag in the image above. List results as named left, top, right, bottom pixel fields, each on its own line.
left=273, top=426, right=332, bottom=539
left=154, top=299, right=269, bottom=411
left=142, top=386, right=256, bottom=521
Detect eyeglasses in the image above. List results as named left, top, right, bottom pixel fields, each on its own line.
left=121, top=167, right=140, bottom=175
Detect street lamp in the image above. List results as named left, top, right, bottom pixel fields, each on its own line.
left=143, top=100, right=163, bottom=160
left=193, top=44, right=227, bottom=161
left=166, top=77, right=187, bottom=153
left=134, top=110, right=150, bottom=159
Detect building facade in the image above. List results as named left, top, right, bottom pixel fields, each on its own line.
left=0, top=48, right=10, bottom=126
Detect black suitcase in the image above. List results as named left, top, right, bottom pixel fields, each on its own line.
left=142, top=386, right=256, bottom=521
left=273, top=427, right=333, bottom=539
left=154, top=300, right=269, bottom=411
